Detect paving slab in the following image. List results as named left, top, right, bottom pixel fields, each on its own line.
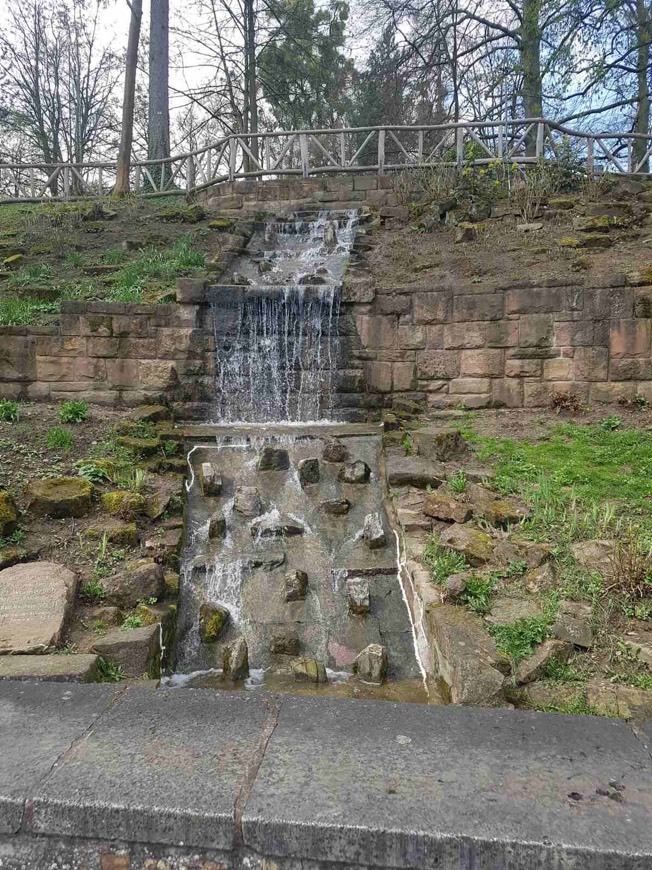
left=243, top=697, right=652, bottom=869
left=0, top=681, right=118, bottom=835
left=28, top=685, right=274, bottom=850
left=0, top=653, right=100, bottom=682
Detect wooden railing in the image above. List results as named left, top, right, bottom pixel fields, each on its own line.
left=1, top=119, right=650, bottom=203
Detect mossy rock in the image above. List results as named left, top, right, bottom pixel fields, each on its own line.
left=83, top=222, right=105, bottom=234
left=0, top=491, right=18, bottom=537
left=208, top=217, right=236, bottom=231
left=25, top=477, right=92, bottom=518
left=548, top=197, right=576, bottom=210
left=556, top=237, right=581, bottom=248
left=129, top=405, right=172, bottom=424
left=3, top=253, right=24, bottom=267
left=199, top=602, right=229, bottom=643
left=115, top=435, right=161, bottom=457
left=292, top=657, right=328, bottom=684
left=158, top=204, right=205, bottom=224
left=573, top=215, right=611, bottom=233
left=164, top=569, right=180, bottom=597
left=85, top=520, right=138, bottom=547
left=28, top=244, right=52, bottom=255
left=101, top=490, right=148, bottom=518
left=581, top=233, right=612, bottom=250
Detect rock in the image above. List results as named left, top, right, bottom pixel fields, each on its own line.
left=321, top=498, right=350, bottom=515
left=129, top=405, right=172, bottom=423
left=586, top=678, right=652, bottom=719
left=429, top=604, right=508, bottom=705
left=439, top=524, right=493, bottom=566
left=581, top=233, right=612, bottom=249
left=0, top=562, right=77, bottom=653
left=515, top=640, right=573, bottom=685
left=622, top=629, right=652, bottom=670
left=270, top=629, right=300, bottom=656
left=553, top=600, right=593, bottom=648
left=354, top=644, right=388, bottom=685
left=363, top=512, right=386, bottom=549
left=92, top=624, right=161, bottom=679
left=208, top=510, right=227, bottom=539
left=479, top=498, right=530, bottom=529
left=423, top=491, right=473, bottom=524
left=103, top=559, right=165, bottom=609
left=297, top=458, right=320, bottom=486
left=510, top=681, right=579, bottom=710
left=573, top=215, right=611, bottom=233
left=444, top=572, right=470, bottom=601
left=292, top=657, right=328, bottom=683
left=199, top=602, right=229, bottom=643
left=493, top=539, right=552, bottom=569
left=25, top=477, right=92, bottom=519
left=146, top=475, right=184, bottom=520
left=485, top=597, right=544, bottom=626
left=0, top=491, right=18, bottom=537
left=234, top=486, right=262, bottom=517
left=246, top=549, right=286, bottom=570
left=524, top=562, right=556, bottom=593
left=200, top=463, right=222, bottom=496
left=101, top=490, right=148, bottom=518
left=285, top=570, right=308, bottom=602
left=115, top=435, right=161, bottom=457
left=164, top=570, right=180, bottom=597
left=84, top=520, right=139, bottom=547
left=322, top=439, right=349, bottom=463
left=347, top=578, right=370, bottom=615
left=0, top=654, right=101, bottom=683
left=338, top=461, right=371, bottom=484
left=87, top=605, right=122, bottom=626
left=222, top=637, right=249, bottom=681
left=517, top=223, right=543, bottom=232
left=556, top=237, right=581, bottom=248
left=250, top=513, right=304, bottom=537
left=414, top=428, right=468, bottom=462
left=386, top=454, right=446, bottom=489
left=257, top=446, right=290, bottom=471
left=571, top=540, right=614, bottom=578
left=455, top=222, right=477, bottom=243
left=143, top=528, right=183, bottom=566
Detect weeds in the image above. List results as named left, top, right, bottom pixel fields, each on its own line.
left=120, top=615, right=143, bottom=630
left=111, top=466, right=147, bottom=492
left=401, top=433, right=414, bottom=455
left=488, top=616, right=549, bottom=666
left=96, top=657, right=123, bottom=682
left=92, top=533, right=126, bottom=579
left=76, top=461, right=110, bottom=484
left=607, top=530, right=652, bottom=602
left=459, top=573, right=496, bottom=614
left=59, top=400, right=88, bottom=423
left=46, top=427, right=74, bottom=451
left=423, top=536, right=468, bottom=584
left=0, top=400, right=20, bottom=422
left=448, top=469, right=467, bottom=494
left=91, top=619, right=107, bottom=635
left=80, top=579, right=105, bottom=601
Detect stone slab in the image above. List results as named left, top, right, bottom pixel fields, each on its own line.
left=0, top=562, right=77, bottom=653
left=243, top=696, right=652, bottom=869
left=28, top=686, right=273, bottom=850
left=0, top=654, right=100, bottom=683
left=0, top=681, right=117, bottom=834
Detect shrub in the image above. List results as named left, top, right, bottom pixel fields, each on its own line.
left=59, top=400, right=88, bottom=423
left=0, top=399, right=20, bottom=422
left=46, top=427, right=74, bottom=451
left=608, top=531, right=652, bottom=602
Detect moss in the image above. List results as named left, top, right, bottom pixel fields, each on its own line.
left=3, top=254, right=23, bottom=267
left=115, top=435, right=161, bottom=457
left=158, top=204, right=205, bottom=224
left=25, top=477, right=92, bottom=518
left=556, top=237, right=581, bottom=248
left=0, top=491, right=18, bottom=537
left=164, top=570, right=180, bottom=597
left=199, top=602, right=229, bottom=642
left=84, top=521, right=138, bottom=546
left=580, top=233, right=612, bottom=250
left=208, top=217, right=236, bottom=231
left=101, top=490, right=147, bottom=517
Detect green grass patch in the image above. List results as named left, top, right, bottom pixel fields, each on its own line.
left=59, top=400, right=88, bottom=424
left=459, top=573, right=497, bottom=614
left=423, top=536, right=468, bottom=584
left=0, top=399, right=20, bottom=422
left=46, top=427, right=74, bottom=451
left=488, top=616, right=549, bottom=666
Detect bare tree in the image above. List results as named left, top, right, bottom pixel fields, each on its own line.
left=115, top=0, right=143, bottom=195
left=149, top=0, right=170, bottom=163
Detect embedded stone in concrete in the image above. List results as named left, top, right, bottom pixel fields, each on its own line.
left=363, top=513, right=386, bottom=549
left=222, top=637, right=249, bottom=681
left=199, top=602, right=229, bottom=643
left=423, top=491, right=472, bottom=524
left=321, top=498, right=350, bottom=515
left=553, top=600, right=593, bottom=648
left=297, top=458, right=320, bottom=486
left=208, top=510, right=227, bottom=539
left=322, top=439, right=349, bottom=463
left=25, top=477, right=92, bottom=519
left=250, top=514, right=304, bottom=537
left=386, top=454, right=445, bottom=490
left=292, top=657, right=328, bottom=683
left=285, top=570, right=308, bottom=602
left=354, top=643, right=388, bottom=685
left=0, top=491, right=18, bottom=537
left=439, top=524, right=493, bottom=566
left=200, top=462, right=222, bottom=497
left=0, top=654, right=101, bottom=683
left=103, top=559, right=165, bottom=609
left=339, top=460, right=371, bottom=484
left=347, top=578, right=370, bottom=615
left=92, top=624, right=161, bottom=679
left=234, top=485, right=262, bottom=517
left=270, top=629, right=300, bottom=656
left=0, top=562, right=77, bottom=654
left=257, top=446, right=290, bottom=471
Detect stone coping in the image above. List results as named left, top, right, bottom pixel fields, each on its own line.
left=1, top=682, right=651, bottom=868
left=180, top=422, right=384, bottom=441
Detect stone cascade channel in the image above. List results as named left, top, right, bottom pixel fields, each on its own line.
left=170, top=428, right=434, bottom=702
left=210, top=209, right=357, bottom=423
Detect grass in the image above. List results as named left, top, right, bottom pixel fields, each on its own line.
left=488, top=616, right=549, bottom=666
left=423, top=536, right=468, bottom=584
left=46, top=427, right=74, bottom=451
left=448, top=469, right=467, bottom=494
left=459, top=573, right=497, bottom=614
left=92, top=534, right=126, bottom=579
left=0, top=400, right=20, bottom=422
left=96, top=657, right=123, bottom=682
left=80, top=579, right=105, bottom=601
left=120, top=615, right=143, bottom=630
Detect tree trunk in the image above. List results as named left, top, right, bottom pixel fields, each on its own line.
left=148, top=0, right=170, bottom=188
left=114, top=0, right=143, bottom=196
left=521, top=0, right=543, bottom=155
left=245, top=0, right=259, bottom=170
left=634, top=0, right=651, bottom=171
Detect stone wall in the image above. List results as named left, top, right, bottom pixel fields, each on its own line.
left=337, top=274, right=652, bottom=414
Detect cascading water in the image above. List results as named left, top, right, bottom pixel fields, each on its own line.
left=210, top=210, right=357, bottom=423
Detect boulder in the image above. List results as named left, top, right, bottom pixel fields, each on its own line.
left=524, top=562, right=556, bottom=593
left=485, top=596, right=544, bottom=627
left=0, top=562, right=77, bottom=653
left=200, top=463, right=222, bottom=497
left=103, top=559, right=165, bottom=609
left=92, top=624, right=161, bottom=679
left=439, top=524, right=493, bottom=566
left=429, top=604, right=508, bottom=705
left=297, top=458, right=320, bottom=486
left=571, top=540, right=614, bottom=579
left=146, top=475, right=184, bottom=520
left=270, top=629, right=300, bottom=656
left=423, top=491, right=472, bottom=524
left=143, top=528, right=183, bottom=566
left=515, top=640, right=573, bottom=685
left=480, top=498, right=530, bottom=529
left=0, top=654, right=101, bottom=683
left=510, top=681, right=579, bottom=710
left=347, top=577, right=370, bottom=615
left=493, top=539, right=552, bottom=569
left=25, top=477, right=92, bottom=519
left=234, top=486, right=262, bottom=517
left=292, top=657, right=328, bottom=683
left=386, top=454, right=446, bottom=490
left=129, top=405, right=172, bottom=423
left=443, top=572, right=471, bottom=601
left=101, top=490, right=148, bottom=518
left=222, top=637, right=249, bottom=681
left=322, top=440, right=349, bottom=463
left=285, top=570, right=308, bottom=602
left=553, top=600, right=593, bottom=648
left=116, top=436, right=160, bottom=457
left=0, top=491, right=18, bottom=537
left=321, top=498, right=350, bottom=515
left=573, top=215, right=611, bottom=233
left=354, top=644, right=388, bottom=685
left=208, top=510, right=227, bottom=539
left=84, top=520, right=139, bottom=547
left=257, top=446, right=290, bottom=471
left=250, top=513, right=304, bottom=537
left=339, top=461, right=371, bottom=484
left=414, top=428, right=469, bottom=462
left=199, top=602, right=229, bottom=643
left=363, top=512, right=386, bottom=549
left=455, top=222, right=477, bottom=243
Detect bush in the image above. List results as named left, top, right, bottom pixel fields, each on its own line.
left=59, top=400, right=88, bottom=423
left=0, top=400, right=20, bottom=422
left=46, top=427, right=74, bottom=451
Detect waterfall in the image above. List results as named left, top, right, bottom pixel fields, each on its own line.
left=210, top=209, right=357, bottom=423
